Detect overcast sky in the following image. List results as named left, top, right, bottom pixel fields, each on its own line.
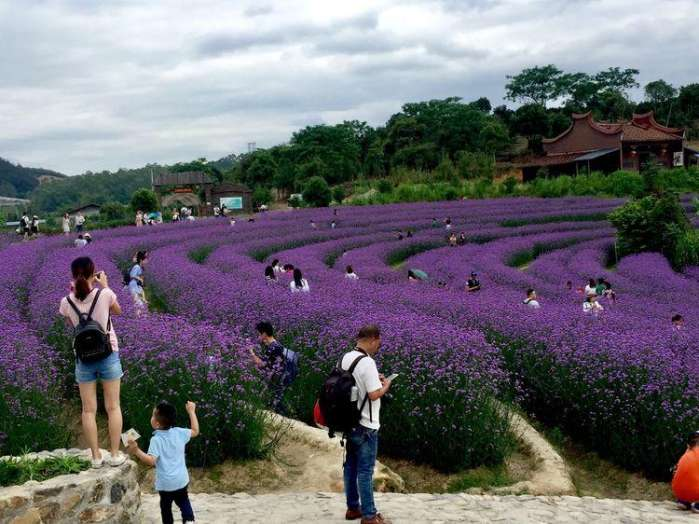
left=1, top=0, right=697, bottom=175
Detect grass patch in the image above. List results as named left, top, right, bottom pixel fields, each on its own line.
left=144, top=284, right=171, bottom=314
left=506, top=238, right=584, bottom=268
left=189, top=245, right=215, bottom=264
left=536, top=424, right=673, bottom=500
left=385, top=241, right=443, bottom=268
left=500, top=212, right=608, bottom=228
left=0, top=455, right=90, bottom=487
left=447, top=463, right=512, bottom=492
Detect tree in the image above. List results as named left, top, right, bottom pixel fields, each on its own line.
left=130, top=188, right=158, bottom=212
left=302, top=176, right=332, bottom=207
left=332, top=186, right=346, bottom=204
left=291, top=124, right=361, bottom=184
left=505, top=65, right=575, bottom=107
left=594, top=67, right=639, bottom=94
left=100, top=201, right=128, bottom=221
left=252, top=186, right=272, bottom=208
left=478, top=121, right=511, bottom=154
left=645, top=80, right=677, bottom=107
left=245, top=151, right=278, bottom=188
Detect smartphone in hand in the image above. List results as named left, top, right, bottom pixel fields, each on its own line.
left=387, top=373, right=399, bottom=382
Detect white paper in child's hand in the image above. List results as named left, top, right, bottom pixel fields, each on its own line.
left=121, top=428, right=141, bottom=447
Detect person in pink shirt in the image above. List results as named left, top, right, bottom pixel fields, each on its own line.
left=59, top=256, right=125, bottom=468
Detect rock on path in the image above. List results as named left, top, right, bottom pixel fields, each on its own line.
left=142, top=492, right=696, bottom=523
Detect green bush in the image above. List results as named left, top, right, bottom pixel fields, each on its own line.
left=609, top=193, right=696, bottom=269
left=332, top=186, right=346, bottom=204
left=100, top=201, right=129, bottom=221
left=457, top=151, right=495, bottom=180
left=252, top=186, right=272, bottom=207
left=377, top=179, right=393, bottom=194
left=302, top=176, right=332, bottom=207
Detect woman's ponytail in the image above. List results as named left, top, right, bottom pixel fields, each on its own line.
left=71, top=256, right=95, bottom=300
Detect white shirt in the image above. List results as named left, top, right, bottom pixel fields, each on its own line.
left=583, top=301, right=604, bottom=313
left=524, top=299, right=540, bottom=308
left=272, top=264, right=283, bottom=274
left=584, top=285, right=596, bottom=297
left=290, top=279, right=310, bottom=293
left=345, top=272, right=359, bottom=280
left=74, top=215, right=85, bottom=226
left=62, top=218, right=70, bottom=232
left=341, top=350, right=382, bottom=430
left=74, top=238, right=87, bottom=248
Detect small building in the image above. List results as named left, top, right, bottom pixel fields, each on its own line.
left=67, top=204, right=101, bottom=218
left=512, top=112, right=691, bottom=181
left=210, top=183, right=253, bottom=214
left=153, top=171, right=252, bottom=215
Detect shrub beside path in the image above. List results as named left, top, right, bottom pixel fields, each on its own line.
left=141, top=492, right=696, bottom=523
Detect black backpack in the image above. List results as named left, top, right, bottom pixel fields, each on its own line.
left=318, top=353, right=368, bottom=438
left=66, top=289, right=113, bottom=363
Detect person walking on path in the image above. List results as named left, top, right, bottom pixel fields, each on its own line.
left=127, top=401, right=199, bottom=524
left=59, top=257, right=126, bottom=468
left=62, top=213, right=71, bottom=236
left=341, top=325, right=392, bottom=524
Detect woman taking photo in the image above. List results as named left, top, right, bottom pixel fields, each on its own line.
left=59, top=256, right=125, bottom=468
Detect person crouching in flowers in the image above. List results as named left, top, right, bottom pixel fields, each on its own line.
left=583, top=294, right=603, bottom=315
left=127, top=401, right=199, bottom=524
left=673, top=431, right=699, bottom=512
left=523, top=288, right=540, bottom=308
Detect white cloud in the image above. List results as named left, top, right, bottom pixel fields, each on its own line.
left=0, top=0, right=696, bottom=174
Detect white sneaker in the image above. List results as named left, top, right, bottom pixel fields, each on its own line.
left=91, top=454, right=105, bottom=469
left=108, top=451, right=127, bottom=467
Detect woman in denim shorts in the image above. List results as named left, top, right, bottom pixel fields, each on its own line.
left=59, top=257, right=126, bottom=469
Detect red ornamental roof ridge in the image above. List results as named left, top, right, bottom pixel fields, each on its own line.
left=543, top=111, right=684, bottom=145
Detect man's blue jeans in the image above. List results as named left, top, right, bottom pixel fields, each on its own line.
left=344, top=425, right=379, bottom=518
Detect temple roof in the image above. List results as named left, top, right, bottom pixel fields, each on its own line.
left=541, top=111, right=684, bottom=155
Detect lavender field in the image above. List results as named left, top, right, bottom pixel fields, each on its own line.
left=1, top=196, right=697, bottom=478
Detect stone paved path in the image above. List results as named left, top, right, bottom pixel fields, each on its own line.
left=142, top=492, right=697, bottom=523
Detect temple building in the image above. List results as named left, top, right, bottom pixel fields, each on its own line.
left=514, top=112, right=698, bottom=181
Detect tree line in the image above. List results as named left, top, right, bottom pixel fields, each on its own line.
left=16, top=64, right=699, bottom=213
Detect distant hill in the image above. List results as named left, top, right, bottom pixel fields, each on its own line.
left=7, top=153, right=241, bottom=214
left=0, top=157, right=66, bottom=198
left=29, top=165, right=169, bottom=214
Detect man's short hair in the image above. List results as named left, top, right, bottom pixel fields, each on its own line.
left=672, top=314, right=684, bottom=323
left=357, top=324, right=380, bottom=340
left=688, top=431, right=699, bottom=447
left=155, top=401, right=177, bottom=429
left=256, top=321, right=274, bottom=337
left=526, top=288, right=535, bottom=296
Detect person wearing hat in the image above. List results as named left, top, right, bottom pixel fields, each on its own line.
left=673, top=431, right=699, bottom=511
left=466, top=272, right=481, bottom=292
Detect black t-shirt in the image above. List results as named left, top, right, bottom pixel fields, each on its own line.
left=262, top=340, right=285, bottom=370
left=467, top=278, right=480, bottom=289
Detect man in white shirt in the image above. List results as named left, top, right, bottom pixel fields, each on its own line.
left=341, top=325, right=391, bottom=524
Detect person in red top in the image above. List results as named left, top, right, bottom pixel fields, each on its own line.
left=673, top=431, right=699, bottom=511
